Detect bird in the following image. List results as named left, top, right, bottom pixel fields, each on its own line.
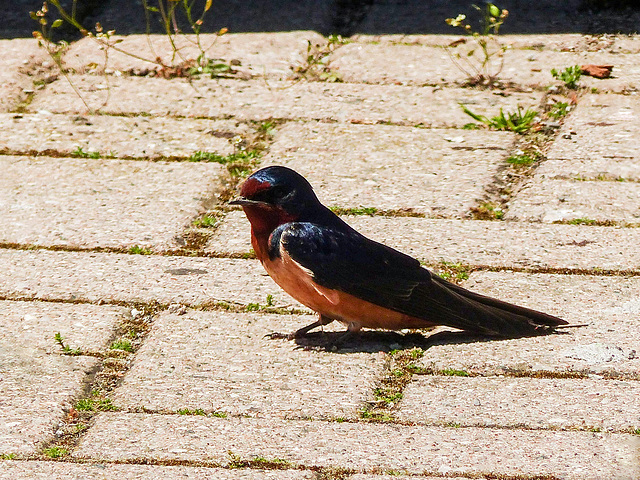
left=230, top=165, right=570, bottom=343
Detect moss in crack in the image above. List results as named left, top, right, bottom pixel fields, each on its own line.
left=360, top=347, right=424, bottom=421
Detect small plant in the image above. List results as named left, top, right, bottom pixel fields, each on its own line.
left=436, top=261, right=471, bottom=282
left=445, top=3, right=509, bottom=86
left=290, top=35, right=346, bottom=82
left=192, top=214, right=220, bottom=228
left=128, top=245, right=153, bottom=255
left=461, top=104, right=538, bottom=134
left=1, top=453, right=16, bottom=460
left=72, top=146, right=101, bottom=159
left=547, top=101, right=571, bottom=120
left=506, top=154, right=535, bottom=166
left=551, top=65, right=582, bottom=89
left=110, top=339, right=133, bottom=352
left=472, top=201, right=504, bottom=220
left=440, top=368, right=471, bottom=377
left=329, top=206, right=378, bottom=216
left=265, top=294, right=275, bottom=307
left=568, top=218, right=598, bottom=226
left=177, top=408, right=207, bottom=416
left=75, top=397, right=118, bottom=412
left=54, top=332, right=82, bottom=355
left=43, top=446, right=68, bottom=458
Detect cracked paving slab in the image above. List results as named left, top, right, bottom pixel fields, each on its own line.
left=0, top=300, right=128, bottom=455
left=72, top=413, right=640, bottom=479
left=329, top=42, right=640, bottom=91
left=0, top=250, right=302, bottom=309
left=418, top=271, right=640, bottom=376
left=113, top=310, right=382, bottom=420
left=0, top=461, right=315, bottom=479
left=543, top=93, right=640, bottom=180
left=28, top=75, right=541, bottom=127
left=0, top=113, right=243, bottom=159
left=208, top=210, right=640, bottom=272
left=0, top=39, right=48, bottom=113
left=505, top=178, right=640, bottom=224
left=398, top=376, right=640, bottom=431
left=63, top=32, right=326, bottom=79
left=0, top=156, right=228, bottom=250
left=261, top=122, right=514, bottom=217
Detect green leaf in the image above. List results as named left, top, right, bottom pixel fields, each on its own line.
left=52, top=19, right=64, bottom=28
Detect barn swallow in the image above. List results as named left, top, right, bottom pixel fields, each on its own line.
left=230, top=166, right=569, bottom=342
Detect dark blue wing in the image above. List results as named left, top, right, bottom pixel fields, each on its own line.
left=274, top=222, right=567, bottom=336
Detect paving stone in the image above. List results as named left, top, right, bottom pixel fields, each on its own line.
left=398, top=376, right=640, bottom=431
left=0, top=39, right=48, bottom=113
left=114, top=310, right=382, bottom=419
left=0, top=461, right=314, bottom=479
left=0, top=156, right=227, bottom=249
left=329, top=43, right=640, bottom=90
left=505, top=178, right=640, bottom=223
left=419, top=271, right=640, bottom=376
left=63, top=32, right=326, bottom=79
left=208, top=210, right=640, bottom=272
left=262, top=122, right=514, bottom=217
left=0, top=300, right=127, bottom=455
left=28, top=75, right=542, bottom=126
left=544, top=94, right=640, bottom=180
left=0, top=113, right=240, bottom=158
left=73, top=413, right=640, bottom=479
left=0, top=250, right=302, bottom=309
left=351, top=476, right=470, bottom=480
left=350, top=33, right=635, bottom=53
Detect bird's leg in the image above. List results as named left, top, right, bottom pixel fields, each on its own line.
left=293, top=314, right=334, bottom=338
left=323, top=321, right=362, bottom=350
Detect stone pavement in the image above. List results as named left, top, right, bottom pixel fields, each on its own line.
left=0, top=31, right=639, bottom=480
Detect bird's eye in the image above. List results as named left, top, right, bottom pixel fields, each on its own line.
left=270, top=186, right=287, bottom=198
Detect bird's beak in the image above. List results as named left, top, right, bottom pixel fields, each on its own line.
left=229, top=197, right=268, bottom=207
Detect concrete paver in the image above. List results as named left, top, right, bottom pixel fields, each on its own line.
left=0, top=300, right=127, bottom=455
left=419, top=271, right=640, bottom=375
left=113, top=310, right=382, bottom=419
left=63, top=32, right=326, bottom=79
left=73, top=413, right=640, bottom=479
left=209, top=210, right=640, bottom=271
left=28, top=75, right=542, bottom=126
left=398, top=376, right=640, bottom=431
left=0, top=39, right=48, bottom=113
left=329, top=42, right=640, bottom=90
left=0, top=113, right=240, bottom=158
left=262, top=122, right=514, bottom=217
left=0, top=156, right=227, bottom=249
left=0, top=250, right=303, bottom=309
left=544, top=93, right=640, bottom=180
left=0, top=461, right=314, bottom=479
left=506, top=178, right=640, bottom=223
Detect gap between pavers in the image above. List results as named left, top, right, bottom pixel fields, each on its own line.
left=112, top=310, right=383, bottom=420
left=63, top=32, right=327, bottom=79
left=0, top=39, right=49, bottom=113
left=0, top=461, right=315, bottom=479
left=0, top=113, right=243, bottom=159
left=0, top=250, right=303, bottom=310
left=72, top=412, right=640, bottom=479
left=208, top=210, right=640, bottom=272
left=0, top=300, right=128, bottom=455
left=0, top=156, right=228, bottom=250
left=260, top=122, right=514, bottom=217
left=27, top=75, right=542, bottom=127
left=397, top=375, right=640, bottom=431
left=329, top=42, right=640, bottom=91
left=544, top=93, right=640, bottom=179
left=418, top=271, right=640, bottom=376
left=505, top=177, right=640, bottom=224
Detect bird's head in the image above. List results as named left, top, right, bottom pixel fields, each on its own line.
left=230, top=166, right=321, bottom=234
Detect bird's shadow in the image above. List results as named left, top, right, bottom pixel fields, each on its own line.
left=277, top=328, right=567, bottom=354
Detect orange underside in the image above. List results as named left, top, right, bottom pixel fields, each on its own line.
left=252, top=230, right=436, bottom=332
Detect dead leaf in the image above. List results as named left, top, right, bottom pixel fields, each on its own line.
left=581, top=64, right=613, bottom=79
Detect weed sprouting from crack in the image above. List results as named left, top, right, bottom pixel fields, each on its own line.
left=290, top=35, right=348, bottom=83
left=360, top=347, right=424, bottom=422
left=38, top=302, right=162, bottom=459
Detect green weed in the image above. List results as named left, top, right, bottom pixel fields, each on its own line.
left=72, top=146, right=101, bottom=159
left=547, top=101, right=570, bottom=119
left=43, top=447, right=68, bottom=458
left=128, top=245, right=153, bottom=255
left=54, top=332, right=82, bottom=356
left=461, top=104, right=538, bottom=134
left=506, top=154, right=535, bottom=166
left=551, top=65, right=582, bottom=89
left=110, top=339, right=133, bottom=352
